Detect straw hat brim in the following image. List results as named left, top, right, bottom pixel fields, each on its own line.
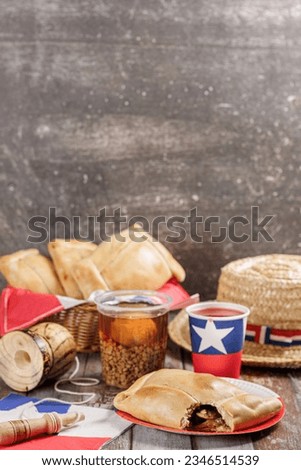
left=168, top=309, right=301, bottom=369
left=216, top=254, right=301, bottom=329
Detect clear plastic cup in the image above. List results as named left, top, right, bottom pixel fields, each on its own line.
left=93, top=290, right=172, bottom=388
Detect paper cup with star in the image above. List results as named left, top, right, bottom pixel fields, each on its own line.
left=186, top=301, right=250, bottom=378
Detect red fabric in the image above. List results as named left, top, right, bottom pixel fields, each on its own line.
left=158, top=277, right=191, bottom=309
left=0, top=435, right=109, bottom=450
left=0, top=286, right=64, bottom=335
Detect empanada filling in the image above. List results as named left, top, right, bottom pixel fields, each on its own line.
left=183, top=404, right=229, bottom=432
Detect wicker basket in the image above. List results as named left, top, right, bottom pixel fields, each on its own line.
left=50, top=303, right=100, bottom=353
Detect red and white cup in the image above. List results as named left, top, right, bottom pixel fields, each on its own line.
left=186, top=301, right=250, bottom=378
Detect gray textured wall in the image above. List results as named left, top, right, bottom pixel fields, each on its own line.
left=0, top=1, right=301, bottom=298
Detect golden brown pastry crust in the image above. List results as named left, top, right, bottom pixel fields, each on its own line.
left=73, top=225, right=185, bottom=298
left=141, top=231, right=186, bottom=282
left=0, top=249, right=65, bottom=295
left=48, top=239, right=97, bottom=298
left=114, top=369, right=282, bottom=432
left=72, top=257, right=109, bottom=299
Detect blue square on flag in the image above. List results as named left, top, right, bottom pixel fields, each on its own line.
left=189, top=316, right=245, bottom=355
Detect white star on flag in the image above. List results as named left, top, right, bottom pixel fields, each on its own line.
left=192, top=320, right=234, bottom=354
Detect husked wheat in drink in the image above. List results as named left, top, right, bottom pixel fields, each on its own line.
left=99, top=301, right=169, bottom=388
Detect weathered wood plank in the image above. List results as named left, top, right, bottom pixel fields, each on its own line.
left=132, top=425, right=192, bottom=450
left=193, top=435, right=254, bottom=451
left=289, top=370, right=301, bottom=412
left=0, top=377, right=14, bottom=400
left=242, top=367, right=301, bottom=450
left=103, top=427, right=132, bottom=450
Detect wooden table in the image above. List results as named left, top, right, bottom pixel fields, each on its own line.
left=0, top=337, right=300, bottom=450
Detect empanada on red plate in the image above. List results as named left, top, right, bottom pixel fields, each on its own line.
left=114, top=369, right=282, bottom=432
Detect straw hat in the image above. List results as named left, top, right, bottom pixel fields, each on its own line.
left=168, top=254, right=301, bottom=368
left=217, top=254, right=301, bottom=368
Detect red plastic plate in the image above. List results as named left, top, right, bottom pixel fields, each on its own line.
left=116, top=378, right=285, bottom=435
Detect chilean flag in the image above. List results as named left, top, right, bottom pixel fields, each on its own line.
left=0, top=393, right=131, bottom=450
left=189, top=315, right=246, bottom=378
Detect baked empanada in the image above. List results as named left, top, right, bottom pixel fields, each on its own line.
left=0, top=249, right=65, bottom=295
left=73, top=225, right=185, bottom=299
left=48, top=239, right=97, bottom=298
left=114, top=369, right=282, bottom=432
